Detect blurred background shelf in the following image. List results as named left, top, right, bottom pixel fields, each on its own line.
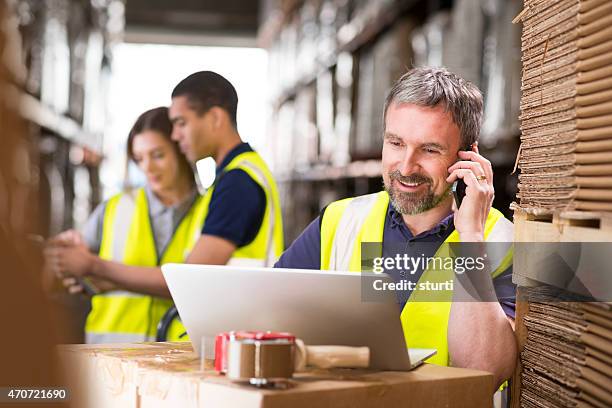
left=268, top=0, right=427, bottom=109
left=261, top=0, right=522, bottom=242
left=20, top=92, right=100, bottom=150
left=278, top=159, right=382, bottom=182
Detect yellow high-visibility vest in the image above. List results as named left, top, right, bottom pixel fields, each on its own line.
left=86, top=151, right=284, bottom=343
left=85, top=188, right=207, bottom=343
left=200, top=151, right=284, bottom=267
left=320, top=191, right=513, bottom=366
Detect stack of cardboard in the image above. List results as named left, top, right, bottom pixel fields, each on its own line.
left=519, top=288, right=612, bottom=408
left=512, top=1, right=612, bottom=405
left=517, top=0, right=612, bottom=212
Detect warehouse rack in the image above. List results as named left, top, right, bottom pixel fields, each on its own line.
left=259, top=0, right=522, bottom=242
left=11, top=0, right=123, bottom=343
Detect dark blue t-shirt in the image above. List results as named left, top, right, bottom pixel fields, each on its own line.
left=201, top=143, right=266, bottom=247
left=275, top=204, right=516, bottom=318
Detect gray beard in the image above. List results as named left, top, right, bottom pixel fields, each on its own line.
left=384, top=179, right=451, bottom=215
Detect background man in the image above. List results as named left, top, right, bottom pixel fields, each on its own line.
left=169, top=71, right=284, bottom=267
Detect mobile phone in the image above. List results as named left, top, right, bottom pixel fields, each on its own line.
left=30, top=234, right=100, bottom=296
left=452, top=145, right=473, bottom=208
left=452, top=179, right=467, bottom=208
left=77, top=277, right=100, bottom=296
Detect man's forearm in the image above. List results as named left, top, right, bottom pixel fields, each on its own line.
left=448, top=241, right=517, bottom=390
left=90, top=256, right=170, bottom=298
left=448, top=301, right=517, bottom=390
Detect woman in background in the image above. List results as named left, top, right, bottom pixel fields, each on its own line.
left=47, top=107, right=203, bottom=343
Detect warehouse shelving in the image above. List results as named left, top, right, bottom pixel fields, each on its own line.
left=12, top=0, right=122, bottom=344
left=20, top=92, right=100, bottom=151
left=277, top=159, right=382, bottom=182
left=260, top=0, right=521, bottom=242
left=267, top=0, right=427, bottom=110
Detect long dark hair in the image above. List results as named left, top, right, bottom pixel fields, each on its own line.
left=126, top=106, right=195, bottom=187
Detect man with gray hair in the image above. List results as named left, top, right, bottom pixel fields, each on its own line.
left=276, top=66, right=516, bottom=389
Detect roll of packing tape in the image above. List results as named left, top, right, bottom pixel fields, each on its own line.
left=214, top=331, right=370, bottom=386
left=226, top=338, right=295, bottom=383
left=215, top=331, right=296, bottom=385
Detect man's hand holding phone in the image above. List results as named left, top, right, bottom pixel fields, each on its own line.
left=446, top=142, right=495, bottom=242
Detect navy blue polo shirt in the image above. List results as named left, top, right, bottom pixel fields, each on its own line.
left=201, top=143, right=266, bottom=247
left=275, top=204, right=516, bottom=318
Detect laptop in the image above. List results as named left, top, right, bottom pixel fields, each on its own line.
left=161, top=264, right=436, bottom=371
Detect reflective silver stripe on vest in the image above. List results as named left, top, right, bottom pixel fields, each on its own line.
left=106, top=191, right=144, bottom=300
left=329, top=193, right=380, bottom=271
left=486, top=216, right=514, bottom=242
left=484, top=216, right=514, bottom=275
left=85, top=331, right=153, bottom=344
left=112, top=191, right=137, bottom=261
left=98, top=290, right=147, bottom=299
left=238, top=160, right=278, bottom=267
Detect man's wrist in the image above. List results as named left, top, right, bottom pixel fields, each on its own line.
left=458, top=231, right=484, bottom=242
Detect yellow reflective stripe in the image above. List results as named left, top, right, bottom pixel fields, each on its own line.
left=320, top=197, right=353, bottom=270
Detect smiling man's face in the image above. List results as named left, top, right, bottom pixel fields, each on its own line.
left=382, top=102, right=462, bottom=215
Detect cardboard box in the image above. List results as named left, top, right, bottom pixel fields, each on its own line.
left=58, top=342, right=493, bottom=408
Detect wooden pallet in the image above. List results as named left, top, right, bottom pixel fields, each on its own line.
left=514, top=210, right=612, bottom=242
